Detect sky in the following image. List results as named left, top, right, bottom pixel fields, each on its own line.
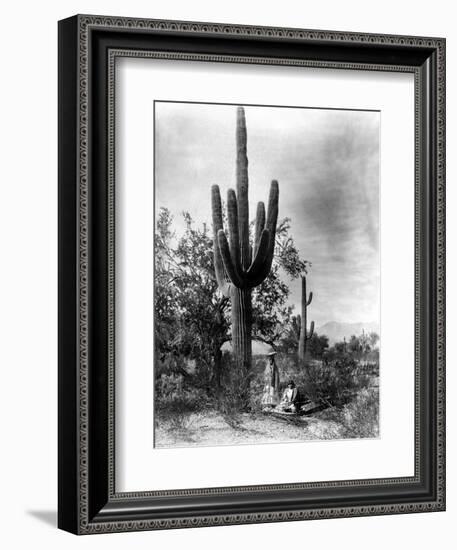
left=155, top=102, right=380, bottom=327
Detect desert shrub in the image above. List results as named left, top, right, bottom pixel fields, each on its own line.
left=249, top=376, right=266, bottom=413
left=309, top=387, right=379, bottom=439
left=356, top=361, right=380, bottom=377
left=341, top=387, right=379, bottom=438
left=155, top=373, right=204, bottom=430
left=302, top=355, right=370, bottom=407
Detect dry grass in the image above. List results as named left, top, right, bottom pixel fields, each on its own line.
left=307, top=387, right=379, bottom=440
left=155, top=387, right=379, bottom=448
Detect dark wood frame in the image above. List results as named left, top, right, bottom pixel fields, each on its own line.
left=58, top=14, right=446, bottom=534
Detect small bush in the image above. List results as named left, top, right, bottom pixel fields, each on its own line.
left=160, top=396, right=192, bottom=431
left=341, top=387, right=379, bottom=438
left=155, top=373, right=203, bottom=430
left=310, top=387, right=379, bottom=439
left=302, top=355, right=370, bottom=407
left=249, top=376, right=266, bottom=413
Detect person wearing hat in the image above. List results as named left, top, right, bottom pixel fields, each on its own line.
left=261, top=350, right=280, bottom=407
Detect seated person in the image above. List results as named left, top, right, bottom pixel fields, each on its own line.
left=276, top=380, right=300, bottom=413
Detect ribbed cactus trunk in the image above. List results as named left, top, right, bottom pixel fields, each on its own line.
left=232, top=107, right=252, bottom=371
left=298, top=275, right=314, bottom=363
left=231, top=287, right=252, bottom=371
left=211, top=106, right=279, bottom=375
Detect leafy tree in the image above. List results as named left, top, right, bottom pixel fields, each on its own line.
left=274, top=218, right=308, bottom=277
left=154, top=209, right=181, bottom=361
left=323, top=331, right=380, bottom=365
left=155, top=208, right=230, bottom=389
left=307, top=333, right=329, bottom=359
left=348, top=334, right=363, bottom=354
left=348, top=332, right=377, bottom=359
left=251, top=218, right=309, bottom=349
left=278, top=314, right=301, bottom=354
left=368, top=332, right=379, bottom=349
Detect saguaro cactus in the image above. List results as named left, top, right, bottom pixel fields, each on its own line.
left=298, top=275, right=314, bottom=362
left=211, top=107, right=279, bottom=372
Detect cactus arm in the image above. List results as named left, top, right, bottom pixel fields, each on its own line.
left=253, top=201, right=266, bottom=256
left=217, top=229, right=244, bottom=288
left=307, top=292, right=313, bottom=306
left=261, top=180, right=279, bottom=265
left=211, top=184, right=223, bottom=228
left=266, top=180, right=279, bottom=241
left=307, top=321, right=315, bottom=341
left=245, top=181, right=279, bottom=286
left=236, top=107, right=250, bottom=269
left=226, top=188, right=245, bottom=281
left=211, top=185, right=230, bottom=296
left=247, top=229, right=270, bottom=279
left=293, top=318, right=300, bottom=339
left=211, top=184, right=224, bottom=241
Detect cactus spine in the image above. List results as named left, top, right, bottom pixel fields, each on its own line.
left=298, top=275, right=314, bottom=362
left=211, top=107, right=279, bottom=372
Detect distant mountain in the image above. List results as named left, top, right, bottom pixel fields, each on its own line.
left=316, top=321, right=380, bottom=346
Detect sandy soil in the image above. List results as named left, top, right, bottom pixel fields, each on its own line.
left=154, top=410, right=345, bottom=448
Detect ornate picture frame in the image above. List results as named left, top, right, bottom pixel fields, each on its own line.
left=58, top=14, right=445, bottom=534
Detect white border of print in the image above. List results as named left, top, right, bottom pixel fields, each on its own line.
left=115, top=57, right=415, bottom=493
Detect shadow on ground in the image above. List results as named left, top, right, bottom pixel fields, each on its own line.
left=27, top=510, right=57, bottom=528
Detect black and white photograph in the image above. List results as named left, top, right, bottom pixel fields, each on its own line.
left=154, top=101, right=380, bottom=448
left=0, top=0, right=449, bottom=543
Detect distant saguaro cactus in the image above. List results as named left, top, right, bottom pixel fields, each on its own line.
left=211, top=106, right=279, bottom=372
left=298, top=275, right=314, bottom=362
